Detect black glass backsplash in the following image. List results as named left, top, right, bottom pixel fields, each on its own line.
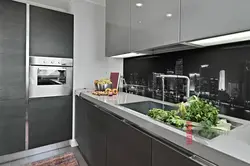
left=124, top=41, right=250, bottom=121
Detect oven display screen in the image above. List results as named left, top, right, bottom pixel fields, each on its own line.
left=37, top=69, right=66, bottom=85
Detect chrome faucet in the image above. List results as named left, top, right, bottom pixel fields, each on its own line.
left=157, top=74, right=190, bottom=101
left=119, top=76, right=128, bottom=93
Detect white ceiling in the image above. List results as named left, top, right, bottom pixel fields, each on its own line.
left=14, top=0, right=106, bottom=12
left=27, top=0, right=71, bottom=11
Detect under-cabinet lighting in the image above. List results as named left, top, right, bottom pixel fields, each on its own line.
left=201, top=64, right=209, bottom=68
left=189, top=31, right=250, bottom=47
left=112, top=52, right=146, bottom=58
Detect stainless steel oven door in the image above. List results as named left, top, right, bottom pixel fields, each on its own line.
left=29, top=66, right=73, bottom=98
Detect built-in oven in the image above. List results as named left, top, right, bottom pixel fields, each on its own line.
left=29, top=56, right=73, bottom=98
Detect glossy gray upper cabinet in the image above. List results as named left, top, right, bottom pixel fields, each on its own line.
left=131, top=0, right=180, bottom=52
left=106, top=0, right=130, bottom=57
left=181, top=0, right=250, bottom=42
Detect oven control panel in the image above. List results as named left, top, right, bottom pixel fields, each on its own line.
left=30, top=56, right=73, bottom=67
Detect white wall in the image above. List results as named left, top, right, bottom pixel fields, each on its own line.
left=70, top=0, right=123, bottom=141
left=70, top=0, right=123, bottom=90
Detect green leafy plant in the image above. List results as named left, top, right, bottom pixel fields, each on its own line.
left=148, top=109, right=185, bottom=128
left=148, top=96, right=231, bottom=139
left=185, top=96, right=219, bottom=126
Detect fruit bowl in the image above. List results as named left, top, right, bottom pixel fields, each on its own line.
left=96, top=83, right=112, bottom=91
left=94, top=78, right=112, bottom=91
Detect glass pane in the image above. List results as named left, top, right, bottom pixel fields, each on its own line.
left=37, top=68, right=66, bottom=85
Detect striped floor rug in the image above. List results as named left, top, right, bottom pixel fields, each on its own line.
left=26, top=152, right=79, bottom=166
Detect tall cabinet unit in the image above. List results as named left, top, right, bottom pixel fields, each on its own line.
left=28, top=6, right=74, bottom=149
left=0, top=0, right=26, bottom=156
left=106, top=0, right=131, bottom=57
left=180, top=0, right=250, bottom=42
left=130, top=0, right=180, bottom=52
left=0, top=1, right=74, bottom=156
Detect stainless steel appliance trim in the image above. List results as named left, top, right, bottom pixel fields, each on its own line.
left=30, top=56, right=73, bottom=67
left=25, top=3, right=30, bottom=151
left=38, top=67, right=67, bottom=71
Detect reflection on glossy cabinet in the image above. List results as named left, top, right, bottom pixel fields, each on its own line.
left=181, top=0, right=250, bottom=42
left=131, top=0, right=180, bottom=52
left=106, top=0, right=130, bottom=57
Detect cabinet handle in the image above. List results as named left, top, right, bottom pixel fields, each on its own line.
left=189, top=155, right=217, bottom=166
left=93, top=104, right=99, bottom=108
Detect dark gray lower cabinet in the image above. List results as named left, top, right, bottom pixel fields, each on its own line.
left=76, top=96, right=151, bottom=166
left=76, top=96, right=107, bottom=166
left=0, top=99, right=26, bottom=156
left=106, top=114, right=151, bottom=166
left=29, top=96, right=72, bottom=149
left=76, top=96, right=205, bottom=166
left=75, top=96, right=88, bottom=158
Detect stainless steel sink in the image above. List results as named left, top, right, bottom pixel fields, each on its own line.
left=120, top=101, right=178, bottom=115
left=120, top=101, right=242, bottom=140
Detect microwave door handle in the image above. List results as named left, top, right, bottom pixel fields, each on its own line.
left=38, top=67, right=66, bottom=71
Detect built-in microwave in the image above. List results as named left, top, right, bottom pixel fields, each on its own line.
left=29, top=56, right=73, bottom=98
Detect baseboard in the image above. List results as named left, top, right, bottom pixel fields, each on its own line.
left=70, top=139, right=79, bottom=147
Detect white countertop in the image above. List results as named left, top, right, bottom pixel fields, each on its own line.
left=76, top=89, right=250, bottom=166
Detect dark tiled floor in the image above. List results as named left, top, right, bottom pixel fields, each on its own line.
left=0, top=147, right=88, bottom=166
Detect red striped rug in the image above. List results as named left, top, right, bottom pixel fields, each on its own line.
left=26, top=152, right=79, bottom=166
